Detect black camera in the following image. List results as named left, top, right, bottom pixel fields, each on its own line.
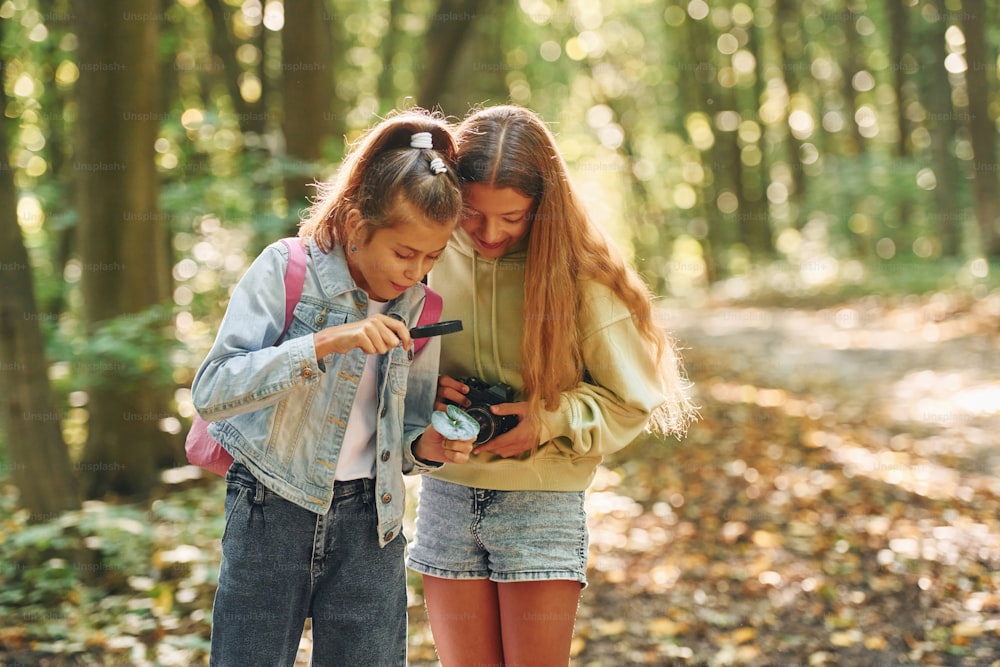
left=455, top=377, right=519, bottom=445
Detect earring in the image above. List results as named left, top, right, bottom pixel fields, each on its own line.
left=350, top=245, right=357, bottom=253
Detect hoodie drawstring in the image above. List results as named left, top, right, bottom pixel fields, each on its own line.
left=470, top=252, right=508, bottom=384
left=472, top=252, right=484, bottom=379
left=491, top=259, right=507, bottom=385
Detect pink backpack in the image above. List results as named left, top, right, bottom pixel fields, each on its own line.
left=184, top=238, right=442, bottom=476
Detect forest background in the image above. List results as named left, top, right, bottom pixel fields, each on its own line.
left=1, top=0, right=999, bottom=664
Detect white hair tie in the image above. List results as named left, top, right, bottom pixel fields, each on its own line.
left=410, top=132, right=434, bottom=149
left=429, top=157, right=448, bottom=175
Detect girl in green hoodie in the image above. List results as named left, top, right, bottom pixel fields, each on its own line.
left=406, top=105, right=697, bottom=666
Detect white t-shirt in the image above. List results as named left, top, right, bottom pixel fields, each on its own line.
left=335, top=299, right=389, bottom=481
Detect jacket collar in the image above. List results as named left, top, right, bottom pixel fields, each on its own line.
left=309, top=238, right=358, bottom=297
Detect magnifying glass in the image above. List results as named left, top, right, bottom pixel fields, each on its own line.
left=409, top=320, right=463, bottom=339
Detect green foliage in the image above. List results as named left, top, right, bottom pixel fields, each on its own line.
left=0, top=482, right=226, bottom=659
left=68, top=304, right=178, bottom=391
left=5, top=0, right=996, bottom=371
left=800, top=152, right=962, bottom=259
left=704, top=257, right=999, bottom=309
left=160, top=150, right=293, bottom=239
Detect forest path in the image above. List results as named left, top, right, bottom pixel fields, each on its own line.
left=370, top=293, right=1000, bottom=666
left=560, top=294, right=1000, bottom=666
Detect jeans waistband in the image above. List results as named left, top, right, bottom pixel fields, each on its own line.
left=332, top=477, right=374, bottom=501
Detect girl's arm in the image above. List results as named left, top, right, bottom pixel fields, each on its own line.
left=475, top=300, right=672, bottom=459
left=535, top=284, right=678, bottom=456
left=191, top=245, right=321, bottom=421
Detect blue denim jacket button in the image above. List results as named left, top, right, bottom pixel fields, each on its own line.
left=381, top=493, right=392, bottom=504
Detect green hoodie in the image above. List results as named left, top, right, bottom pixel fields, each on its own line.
left=427, top=228, right=671, bottom=492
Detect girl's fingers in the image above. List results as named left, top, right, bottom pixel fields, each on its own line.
left=379, top=314, right=412, bottom=351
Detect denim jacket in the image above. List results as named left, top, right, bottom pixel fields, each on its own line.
left=191, top=238, right=441, bottom=547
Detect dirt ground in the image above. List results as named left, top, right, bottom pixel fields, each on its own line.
left=6, top=294, right=995, bottom=666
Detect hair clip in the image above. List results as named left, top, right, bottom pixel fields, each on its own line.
left=429, top=157, right=448, bottom=175
left=410, top=132, right=434, bottom=149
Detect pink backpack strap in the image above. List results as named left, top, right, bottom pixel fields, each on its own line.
left=278, top=237, right=308, bottom=339
left=185, top=237, right=308, bottom=477
left=412, top=285, right=442, bottom=355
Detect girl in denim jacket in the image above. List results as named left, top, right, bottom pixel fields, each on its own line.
left=192, top=110, right=475, bottom=666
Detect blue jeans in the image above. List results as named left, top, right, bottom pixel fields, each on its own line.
left=210, top=463, right=407, bottom=666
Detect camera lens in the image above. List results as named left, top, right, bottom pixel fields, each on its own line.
left=464, top=406, right=497, bottom=445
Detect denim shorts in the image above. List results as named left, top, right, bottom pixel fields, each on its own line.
left=406, top=476, right=589, bottom=586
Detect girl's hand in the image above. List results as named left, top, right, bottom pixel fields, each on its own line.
left=474, top=402, right=540, bottom=458
left=313, top=314, right=412, bottom=359
left=413, top=423, right=475, bottom=464
left=434, top=375, right=470, bottom=412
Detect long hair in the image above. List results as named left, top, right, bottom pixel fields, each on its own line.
left=299, top=109, right=462, bottom=251
left=455, top=105, right=695, bottom=436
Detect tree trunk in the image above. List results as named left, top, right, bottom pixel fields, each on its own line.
left=205, top=0, right=268, bottom=135
left=738, top=26, right=773, bottom=257
left=74, top=0, right=173, bottom=498
left=960, top=0, right=1000, bottom=256
left=378, top=0, right=407, bottom=112
left=677, top=12, right=725, bottom=277
left=886, top=0, right=913, bottom=242
left=0, top=46, right=80, bottom=519
left=416, top=0, right=485, bottom=111
left=281, top=0, right=337, bottom=224
left=839, top=1, right=867, bottom=154
left=887, top=0, right=911, bottom=158
left=32, top=5, right=76, bottom=320
left=773, top=0, right=807, bottom=207
left=920, top=0, right=962, bottom=256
